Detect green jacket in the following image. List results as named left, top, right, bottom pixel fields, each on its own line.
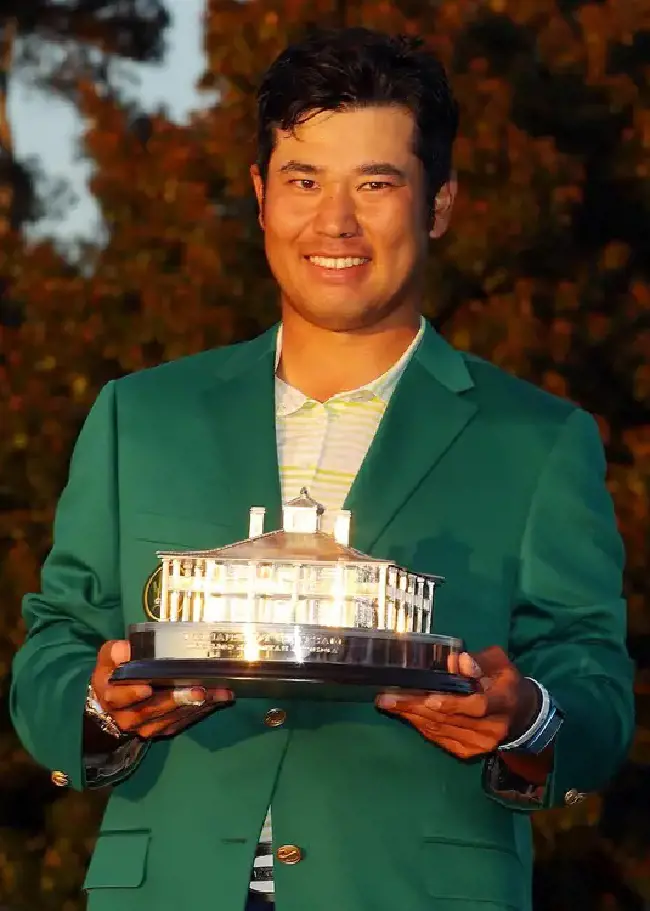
left=11, top=323, right=634, bottom=911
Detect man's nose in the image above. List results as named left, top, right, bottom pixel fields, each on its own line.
left=313, top=189, right=360, bottom=238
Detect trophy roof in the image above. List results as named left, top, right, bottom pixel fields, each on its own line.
left=284, top=489, right=325, bottom=514
left=157, top=528, right=391, bottom=565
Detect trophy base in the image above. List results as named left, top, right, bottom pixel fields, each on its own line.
left=110, top=622, right=477, bottom=701
left=111, top=659, right=476, bottom=700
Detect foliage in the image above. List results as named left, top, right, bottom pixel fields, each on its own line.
left=0, top=1, right=170, bottom=251
left=0, top=1, right=649, bottom=908
left=4, top=0, right=170, bottom=80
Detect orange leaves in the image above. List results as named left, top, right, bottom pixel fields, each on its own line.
left=601, top=242, right=633, bottom=273
left=0, top=3, right=647, bottom=905
left=537, top=13, right=582, bottom=69
left=444, top=284, right=546, bottom=374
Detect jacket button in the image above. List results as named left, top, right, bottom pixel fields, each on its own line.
left=276, top=844, right=303, bottom=865
left=51, top=771, right=69, bottom=787
left=564, top=788, right=586, bottom=806
left=264, top=708, right=287, bottom=727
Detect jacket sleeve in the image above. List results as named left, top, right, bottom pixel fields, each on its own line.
left=10, top=381, right=145, bottom=790
left=484, top=407, right=636, bottom=810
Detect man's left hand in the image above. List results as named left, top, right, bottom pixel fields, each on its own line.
left=375, top=647, right=540, bottom=760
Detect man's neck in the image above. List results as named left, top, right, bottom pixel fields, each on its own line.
left=277, top=310, right=422, bottom=402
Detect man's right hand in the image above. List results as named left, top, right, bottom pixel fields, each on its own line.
left=90, top=640, right=234, bottom=741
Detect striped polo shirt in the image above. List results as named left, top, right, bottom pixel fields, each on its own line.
left=249, top=317, right=425, bottom=897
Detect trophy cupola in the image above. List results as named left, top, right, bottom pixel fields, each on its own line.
left=282, top=488, right=324, bottom=533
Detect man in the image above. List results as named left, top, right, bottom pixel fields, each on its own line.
left=11, top=27, right=634, bottom=911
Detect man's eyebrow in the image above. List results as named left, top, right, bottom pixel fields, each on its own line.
left=355, top=162, right=407, bottom=180
left=277, top=161, right=408, bottom=180
left=277, top=160, right=322, bottom=174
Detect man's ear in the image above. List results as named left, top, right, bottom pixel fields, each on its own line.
left=429, top=172, right=458, bottom=239
left=250, top=164, right=265, bottom=229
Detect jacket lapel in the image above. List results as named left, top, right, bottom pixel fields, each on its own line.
left=196, top=321, right=477, bottom=550
left=199, top=326, right=283, bottom=540
left=344, top=323, right=478, bottom=554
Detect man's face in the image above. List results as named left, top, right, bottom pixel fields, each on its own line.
left=251, top=105, right=455, bottom=333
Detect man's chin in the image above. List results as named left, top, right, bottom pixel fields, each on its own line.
left=297, top=310, right=381, bottom=333
left=281, top=295, right=389, bottom=333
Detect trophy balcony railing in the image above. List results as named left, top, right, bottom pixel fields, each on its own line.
left=155, top=592, right=434, bottom=633
left=155, top=557, right=441, bottom=634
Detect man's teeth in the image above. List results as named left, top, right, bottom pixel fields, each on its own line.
left=308, top=256, right=369, bottom=269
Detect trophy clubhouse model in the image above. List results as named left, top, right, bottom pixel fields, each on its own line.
left=112, top=490, right=475, bottom=700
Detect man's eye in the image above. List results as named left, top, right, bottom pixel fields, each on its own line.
left=291, top=179, right=317, bottom=190
left=361, top=181, right=393, bottom=191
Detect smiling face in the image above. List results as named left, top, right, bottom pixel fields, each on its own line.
left=251, top=105, right=455, bottom=333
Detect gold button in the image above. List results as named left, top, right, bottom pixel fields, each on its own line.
left=276, top=844, right=303, bottom=865
left=264, top=708, right=287, bottom=728
left=564, top=788, right=586, bottom=806
left=51, top=771, right=69, bottom=788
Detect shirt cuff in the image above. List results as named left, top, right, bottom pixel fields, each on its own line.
left=483, top=752, right=547, bottom=807
left=84, top=737, right=148, bottom=789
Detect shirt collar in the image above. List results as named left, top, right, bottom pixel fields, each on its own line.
left=275, top=316, right=426, bottom=417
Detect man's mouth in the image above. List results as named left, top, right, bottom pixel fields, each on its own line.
left=306, top=255, right=371, bottom=270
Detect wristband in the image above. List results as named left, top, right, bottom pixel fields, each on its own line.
left=499, top=678, right=563, bottom=755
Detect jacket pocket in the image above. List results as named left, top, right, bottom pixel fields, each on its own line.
left=422, top=838, right=527, bottom=909
left=84, top=831, right=151, bottom=890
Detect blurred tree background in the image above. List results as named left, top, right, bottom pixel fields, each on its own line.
left=0, top=0, right=649, bottom=908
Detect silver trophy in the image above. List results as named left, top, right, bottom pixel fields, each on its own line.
left=112, top=490, right=474, bottom=700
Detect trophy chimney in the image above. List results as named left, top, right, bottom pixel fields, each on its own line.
left=249, top=507, right=266, bottom=538
left=333, top=510, right=352, bottom=547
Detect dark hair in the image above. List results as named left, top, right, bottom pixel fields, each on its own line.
left=256, top=27, right=459, bottom=206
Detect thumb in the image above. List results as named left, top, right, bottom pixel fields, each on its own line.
left=458, top=652, right=482, bottom=678
left=470, top=646, right=510, bottom=678
left=109, top=639, right=131, bottom=667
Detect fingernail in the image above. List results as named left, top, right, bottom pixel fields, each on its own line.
left=426, top=695, right=442, bottom=710
left=135, top=685, right=152, bottom=699
left=377, top=695, right=397, bottom=710
left=111, top=640, right=131, bottom=665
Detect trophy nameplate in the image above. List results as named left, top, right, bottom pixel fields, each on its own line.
left=112, top=490, right=476, bottom=701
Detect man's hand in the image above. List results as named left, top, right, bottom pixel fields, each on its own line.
left=375, top=647, right=539, bottom=760
left=90, top=640, right=234, bottom=741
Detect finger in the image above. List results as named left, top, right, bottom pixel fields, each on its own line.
left=92, top=640, right=131, bottom=697
left=437, top=738, right=481, bottom=759
left=137, top=697, right=231, bottom=740
left=172, top=687, right=208, bottom=708
left=377, top=692, right=489, bottom=718
left=167, top=687, right=234, bottom=707
left=136, top=707, right=197, bottom=739
left=154, top=702, right=222, bottom=738
left=458, top=652, right=482, bottom=678
left=110, top=640, right=131, bottom=667
left=115, top=688, right=232, bottom=733
left=102, top=683, right=154, bottom=710
left=416, top=680, right=517, bottom=720
left=432, top=735, right=489, bottom=760
left=446, top=652, right=459, bottom=675
left=131, top=706, right=196, bottom=740
left=401, top=713, right=500, bottom=756
left=403, top=708, right=510, bottom=738
left=470, top=646, right=510, bottom=677
left=483, top=681, right=519, bottom=717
